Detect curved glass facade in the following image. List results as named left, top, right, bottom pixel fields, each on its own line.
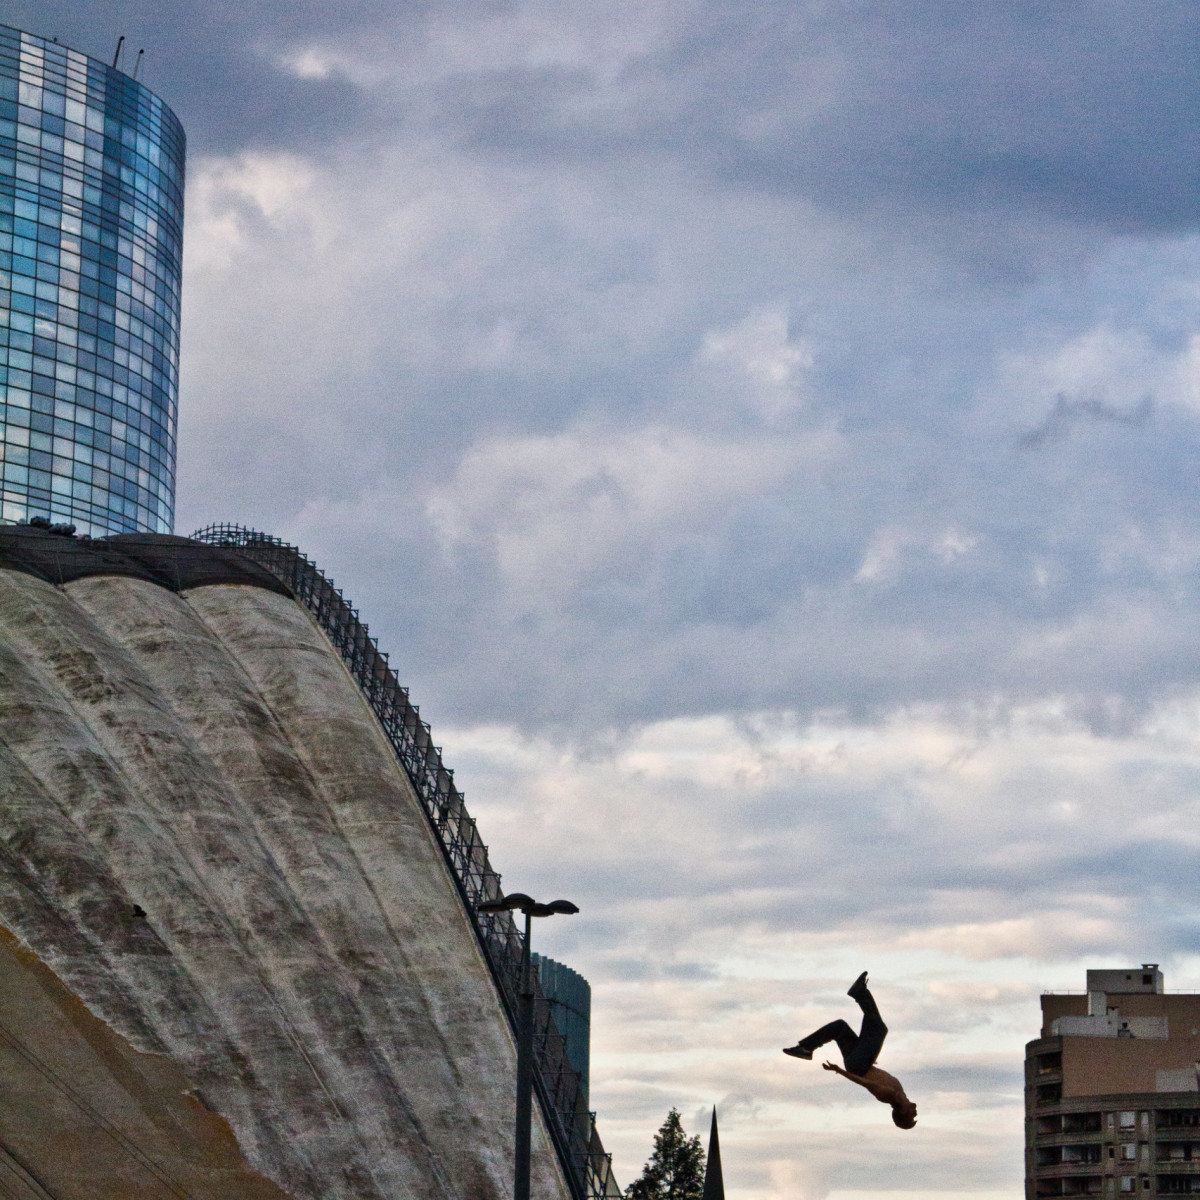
left=0, top=25, right=184, bottom=536
left=532, top=953, right=592, bottom=1108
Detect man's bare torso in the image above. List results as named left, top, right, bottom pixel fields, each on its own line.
left=824, top=1061, right=911, bottom=1108
left=857, top=1065, right=909, bottom=1106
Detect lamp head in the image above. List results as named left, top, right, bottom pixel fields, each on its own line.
left=476, top=892, right=533, bottom=914
left=477, top=894, right=578, bottom=918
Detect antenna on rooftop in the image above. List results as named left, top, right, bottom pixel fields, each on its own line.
left=132, top=49, right=144, bottom=81
left=112, top=35, right=124, bottom=70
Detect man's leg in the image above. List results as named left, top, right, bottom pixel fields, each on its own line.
left=844, top=976, right=888, bottom=1076
left=783, top=1019, right=858, bottom=1061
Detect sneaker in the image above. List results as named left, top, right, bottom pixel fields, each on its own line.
left=848, top=971, right=869, bottom=999
left=782, top=1044, right=813, bottom=1059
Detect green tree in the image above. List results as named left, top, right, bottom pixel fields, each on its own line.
left=625, top=1108, right=706, bottom=1200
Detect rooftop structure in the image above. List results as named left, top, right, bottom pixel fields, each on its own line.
left=0, top=24, right=185, bottom=536
left=1027, top=965, right=1200, bottom=1198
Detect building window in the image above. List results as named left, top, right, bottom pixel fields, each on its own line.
left=1122, top=1144, right=1137, bottom=1160
left=1120, top=1112, right=1136, bottom=1129
left=1119, top=1178, right=1134, bottom=1193
left=1037, top=1051, right=1063, bottom=1074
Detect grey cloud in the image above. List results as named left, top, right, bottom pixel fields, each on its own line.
left=1019, top=393, right=1154, bottom=448
left=691, top=1093, right=758, bottom=1132
left=441, top=1, right=1200, bottom=232
left=586, top=957, right=721, bottom=982
left=451, top=689, right=1200, bottom=974
left=905, top=1062, right=1022, bottom=1093
left=734, top=1130, right=1018, bottom=1195
left=211, top=230, right=1200, bottom=734
left=8, top=0, right=1199, bottom=232
left=0, top=0, right=391, bottom=151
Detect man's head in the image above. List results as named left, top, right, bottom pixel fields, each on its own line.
left=892, top=1100, right=918, bottom=1129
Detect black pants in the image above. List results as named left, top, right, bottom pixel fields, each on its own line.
left=797, top=985, right=888, bottom=1076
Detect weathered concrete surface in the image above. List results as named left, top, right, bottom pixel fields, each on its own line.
left=0, top=567, right=571, bottom=1200
left=0, top=923, right=292, bottom=1199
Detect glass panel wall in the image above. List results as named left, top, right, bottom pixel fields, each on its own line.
left=0, top=25, right=184, bottom=535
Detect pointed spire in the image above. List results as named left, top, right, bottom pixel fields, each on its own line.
left=702, top=1105, right=725, bottom=1200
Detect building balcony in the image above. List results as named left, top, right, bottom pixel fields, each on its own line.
left=1157, top=1176, right=1200, bottom=1194
left=1038, top=1146, right=1107, bottom=1167
left=1158, top=1113, right=1200, bottom=1132
left=1034, top=1176, right=1104, bottom=1197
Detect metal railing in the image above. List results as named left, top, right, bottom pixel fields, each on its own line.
left=190, top=524, right=619, bottom=1200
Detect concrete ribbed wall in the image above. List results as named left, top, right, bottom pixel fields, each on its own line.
left=0, top=567, right=572, bottom=1200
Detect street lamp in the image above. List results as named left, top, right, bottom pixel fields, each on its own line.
left=477, top=892, right=579, bottom=1200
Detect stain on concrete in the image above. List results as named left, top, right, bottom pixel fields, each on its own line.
left=0, top=922, right=294, bottom=1199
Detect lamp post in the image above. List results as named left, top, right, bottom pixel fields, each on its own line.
left=477, top=892, right=579, bottom=1200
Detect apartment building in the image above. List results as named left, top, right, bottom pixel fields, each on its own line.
left=1027, top=965, right=1200, bottom=1197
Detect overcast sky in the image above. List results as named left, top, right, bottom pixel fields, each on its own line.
left=10, top=2, right=1200, bottom=1196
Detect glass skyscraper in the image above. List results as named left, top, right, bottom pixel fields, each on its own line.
left=0, top=25, right=184, bottom=537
